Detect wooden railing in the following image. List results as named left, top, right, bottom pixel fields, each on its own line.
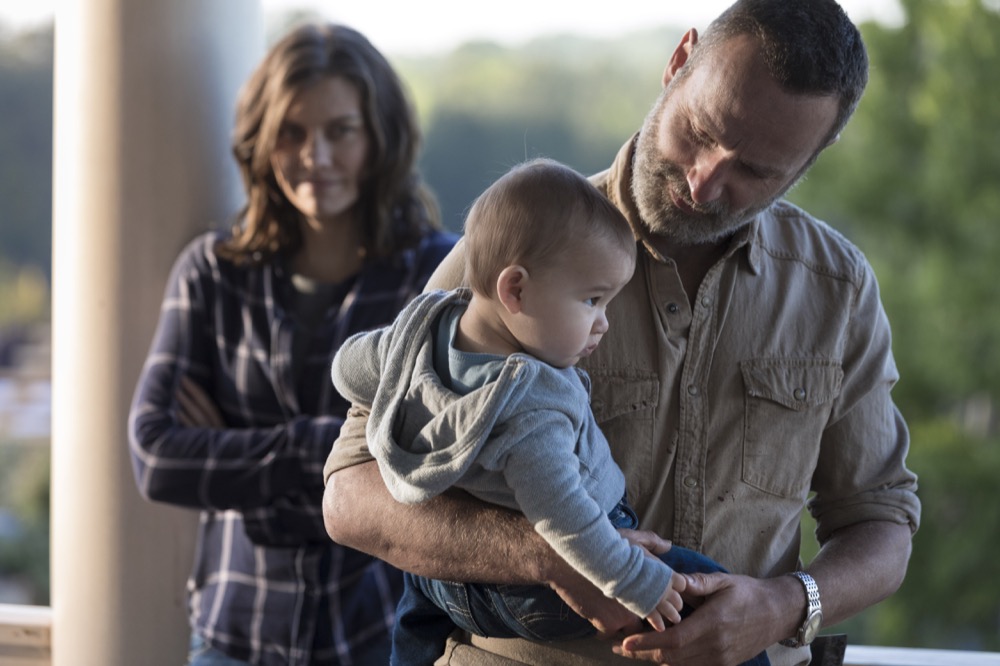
left=0, top=604, right=50, bottom=666
left=846, top=645, right=1000, bottom=665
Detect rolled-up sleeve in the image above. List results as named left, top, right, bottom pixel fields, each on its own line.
left=809, top=261, right=920, bottom=541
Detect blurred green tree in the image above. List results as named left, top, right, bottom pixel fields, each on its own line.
left=395, top=30, right=675, bottom=230
left=790, top=0, right=1000, bottom=650
left=0, top=25, right=52, bottom=277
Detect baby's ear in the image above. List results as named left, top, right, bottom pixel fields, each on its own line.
left=496, top=265, right=528, bottom=314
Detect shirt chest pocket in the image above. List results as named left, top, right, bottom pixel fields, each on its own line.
left=739, top=359, right=843, bottom=499
left=588, top=371, right=659, bottom=501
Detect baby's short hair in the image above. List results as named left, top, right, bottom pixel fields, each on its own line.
left=463, top=158, right=635, bottom=297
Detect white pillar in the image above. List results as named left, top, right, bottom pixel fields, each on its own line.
left=51, top=2, right=263, bottom=664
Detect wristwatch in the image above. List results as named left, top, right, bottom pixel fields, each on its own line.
left=779, top=571, right=823, bottom=648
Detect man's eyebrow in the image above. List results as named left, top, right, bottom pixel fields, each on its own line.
left=692, top=108, right=787, bottom=180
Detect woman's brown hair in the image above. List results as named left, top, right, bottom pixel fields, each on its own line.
left=221, top=23, right=440, bottom=264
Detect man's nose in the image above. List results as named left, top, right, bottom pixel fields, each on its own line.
left=686, top=151, right=728, bottom=204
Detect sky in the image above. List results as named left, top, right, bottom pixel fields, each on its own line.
left=1, top=1, right=904, bottom=55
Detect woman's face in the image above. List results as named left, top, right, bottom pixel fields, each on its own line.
left=271, top=76, right=369, bottom=228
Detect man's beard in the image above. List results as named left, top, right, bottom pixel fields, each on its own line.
left=630, top=93, right=776, bottom=247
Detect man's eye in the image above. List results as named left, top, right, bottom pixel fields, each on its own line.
left=740, top=162, right=775, bottom=180
left=689, top=124, right=713, bottom=147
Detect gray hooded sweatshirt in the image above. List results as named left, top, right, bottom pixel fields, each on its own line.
left=331, top=289, right=672, bottom=617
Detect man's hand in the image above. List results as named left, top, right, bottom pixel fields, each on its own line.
left=612, top=573, right=786, bottom=665
left=545, top=527, right=677, bottom=638
left=610, top=521, right=914, bottom=664
left=619, top=528, right=673, bottom=559
left=547, top=557, right=645, bottom=637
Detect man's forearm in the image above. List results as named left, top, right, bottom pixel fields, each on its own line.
left=324, top=460, right=552, bottom=584
left=808, top=519, right=912, bottom=626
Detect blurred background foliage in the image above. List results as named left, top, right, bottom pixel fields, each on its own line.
left=1, top=0, right=997, bottom=651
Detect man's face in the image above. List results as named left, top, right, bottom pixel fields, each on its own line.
left=632, top=34, right=839, bottom=247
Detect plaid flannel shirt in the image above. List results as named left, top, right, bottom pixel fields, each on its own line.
left=129, top=229, right=457, bottom=665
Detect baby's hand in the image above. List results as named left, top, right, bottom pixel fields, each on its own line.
left=645, top=572, right=687, bottom=631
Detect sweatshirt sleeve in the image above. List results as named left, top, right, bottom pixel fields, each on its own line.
left=331, top=325, right=389, bottom=408
left=498, top=411, right=673, bottom=617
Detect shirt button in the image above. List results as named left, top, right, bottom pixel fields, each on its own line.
left=794, top=388, right=807, bottom=401
left=666, top=302, right=679, bottom=314
left=683, top=476, right=698, bottom=488
left=687, top=385, right=699, bottom=396
left=701, top=296, right=711, bottom=308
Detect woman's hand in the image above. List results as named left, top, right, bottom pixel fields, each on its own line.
left=176, top=375, right=226, bottom=428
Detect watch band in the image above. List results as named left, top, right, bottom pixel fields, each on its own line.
left=779, top=571, right=823, bottom=648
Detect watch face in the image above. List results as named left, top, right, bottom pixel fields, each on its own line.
left=802, top=609, right=823, bottom=644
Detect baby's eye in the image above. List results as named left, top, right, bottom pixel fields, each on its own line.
left=584, top=297, right=597, bottom=306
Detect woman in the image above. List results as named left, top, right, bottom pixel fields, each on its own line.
left=128, top=23, right=456, bottom=666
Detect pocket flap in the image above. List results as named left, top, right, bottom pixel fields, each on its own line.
left=740, top=358, right=843, bottom=412
left=588, top=371, right=658, bottom=424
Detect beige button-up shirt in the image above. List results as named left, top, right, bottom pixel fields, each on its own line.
left=324, top=137, right=920, bottom=665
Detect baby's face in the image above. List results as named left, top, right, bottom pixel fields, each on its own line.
left=511, top=237, right=635, bottom=368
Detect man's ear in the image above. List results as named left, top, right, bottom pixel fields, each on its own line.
left=663, top=28, right=698, bottom=86
left=496, top=265, right=528, bottom=314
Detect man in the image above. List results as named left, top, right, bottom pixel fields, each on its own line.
left=323, top=1, right=920, bottom=664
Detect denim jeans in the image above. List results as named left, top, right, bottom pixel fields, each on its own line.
left=187, top=632, right=392, bottom=666
left=390, top=498, right=771, bottom=666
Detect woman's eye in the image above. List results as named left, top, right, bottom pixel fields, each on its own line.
left=277, top=124, right=305, bottom=144
left=328, top=124, right=360, bottom=141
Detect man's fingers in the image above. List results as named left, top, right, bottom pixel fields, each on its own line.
left=590, top=609, right=645, bottom=638
left=676, top=571, right=730, bottom=611
left=613, top=632, right=670, bottom=663
left=619, top=528, right=672, bottom=556
left=681, top=571, right=729, bottom=597
left=549, top=562, right=646, bottom=638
